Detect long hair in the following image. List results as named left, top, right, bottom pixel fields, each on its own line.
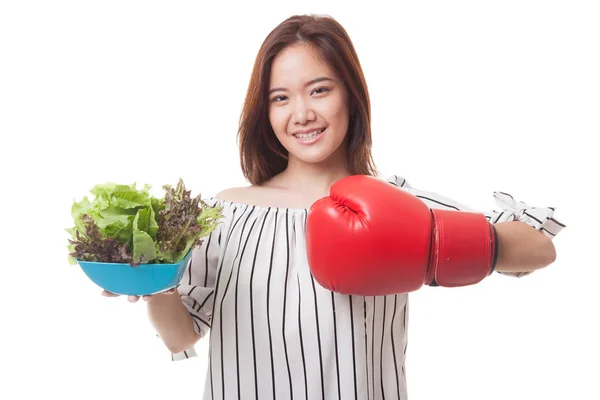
left=238, top=14, right=378, bottom=185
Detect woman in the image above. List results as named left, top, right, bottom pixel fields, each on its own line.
left=104, top=14, right=564, bottom=399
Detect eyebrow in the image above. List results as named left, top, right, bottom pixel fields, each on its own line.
left=268, top=77, right=334, bottom=96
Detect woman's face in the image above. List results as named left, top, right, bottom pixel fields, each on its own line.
left=268, top=43, right=351, bottom=167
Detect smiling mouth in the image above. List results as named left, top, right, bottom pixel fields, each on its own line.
left=292, top=128, right=326, bottom=140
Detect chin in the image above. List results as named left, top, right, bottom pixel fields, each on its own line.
left=289, top=146, right=345, bottom=165
left=294, top=154, right=333, bottom=165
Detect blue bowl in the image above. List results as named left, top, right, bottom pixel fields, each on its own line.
left=77, top=251, right=192, bottom=296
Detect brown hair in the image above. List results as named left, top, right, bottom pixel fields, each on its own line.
left=237, top=14, right=379, bottom=185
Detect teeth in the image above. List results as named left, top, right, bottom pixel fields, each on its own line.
left=294, top=128, right=324, bottom=140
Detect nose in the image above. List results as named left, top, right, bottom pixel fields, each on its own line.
left=292, top=99, right=316, bottom=125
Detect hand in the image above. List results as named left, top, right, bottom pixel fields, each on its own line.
left=101, top=287, right=177, bottom=303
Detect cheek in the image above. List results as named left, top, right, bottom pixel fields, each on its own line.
left=322, top=94, right=349, bottom=123
left=324, top=104, right=350, bottom=136
left=269, top=107, right=287, bottom=133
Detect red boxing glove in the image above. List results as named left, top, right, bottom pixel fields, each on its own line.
left=306, top=175, right=499, bottom=296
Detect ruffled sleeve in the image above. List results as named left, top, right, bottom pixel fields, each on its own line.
left=386, top=175, right=566, bottom=278
left=484, top=191, right=566, bottom=277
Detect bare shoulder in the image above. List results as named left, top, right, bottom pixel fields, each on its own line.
left=215, top=185, right=278, bottom=206
left=214, top=174, right=285, bottom=205
left=214, top=183, right=310, bottom=209
left=214, top=186, right=257, bottom=203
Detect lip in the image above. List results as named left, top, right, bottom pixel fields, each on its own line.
left=292, top=127, right=326, bottom=145
left=291, top=127, right=326, bottom=135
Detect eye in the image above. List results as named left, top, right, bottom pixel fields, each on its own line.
left=271, top=95, right=288, bottom=103
left=312, top=87, right=330, bottom=95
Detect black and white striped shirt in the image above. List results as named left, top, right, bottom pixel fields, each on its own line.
left=167, top=175, right=565, bottom=400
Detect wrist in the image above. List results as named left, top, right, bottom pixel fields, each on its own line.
left=146, top=289, right=182, bottom=309
left=429, top=209, right=496, bottom=287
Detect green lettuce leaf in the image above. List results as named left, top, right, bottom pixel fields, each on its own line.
left=131, top=207, right=158, bottom=264
left=67, top=179, right=223, bottom=266
left=90, top=182, right=152, bottom=210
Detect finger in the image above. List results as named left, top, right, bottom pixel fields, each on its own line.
left=102, top=290, right=120, bottom=297
left=127, top=295, right=140, bottom=303
left=143, top=288, right=175, bottom=301
left=142, top=287, right=176, bottom=301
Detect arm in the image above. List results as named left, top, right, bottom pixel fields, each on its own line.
left=387, top=174, right=566, bottom=278
left=147, top=293, right=201, bottom=354
left=149, top=197, right=225, bottom=360
left=494, top=220, right=557, bottom=274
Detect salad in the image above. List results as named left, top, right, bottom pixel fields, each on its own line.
left=67, top=179, right=223, bottom=267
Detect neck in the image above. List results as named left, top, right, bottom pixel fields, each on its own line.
left=275, top=152, right=352, bottom=194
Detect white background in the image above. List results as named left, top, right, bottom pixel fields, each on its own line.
left=1, top=1, right=598, bottom=399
